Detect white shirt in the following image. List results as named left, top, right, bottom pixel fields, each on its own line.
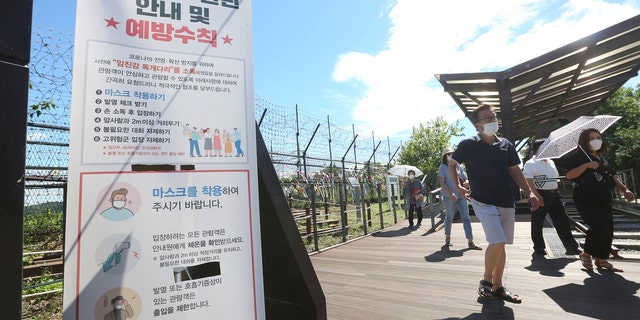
left=522, top=156, right=559, bottom=190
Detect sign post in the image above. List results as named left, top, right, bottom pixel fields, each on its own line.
left=63, top=1, right=264, bottom=319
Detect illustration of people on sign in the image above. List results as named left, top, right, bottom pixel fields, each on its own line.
left=100, top=188, right=135, bottom=221
left=202, top=127, right=213, bottom=157
left=223, top=130, right=233, bottom=157
left=232, top=127, right=244, bottom=157
left=213, top=129, right=223, bottom=157
left=103, top=295, right=134, bottom=320
left=94, top=287, right=141, bottom=320
left=182, top=123, right=203, bottom=157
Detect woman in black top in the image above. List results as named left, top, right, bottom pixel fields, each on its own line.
left=565, top=128, right=635, bottom=272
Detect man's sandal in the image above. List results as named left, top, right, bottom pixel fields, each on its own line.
left=492, top=287, right=522, bottom=304
left=595, top=260, right=623, bottom=272
left=478, top=280, right=493, bottom=299
left=579, top=252, right=593, bottom=271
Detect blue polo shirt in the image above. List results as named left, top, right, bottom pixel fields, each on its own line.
left=451, top=135, right=521, bottom=207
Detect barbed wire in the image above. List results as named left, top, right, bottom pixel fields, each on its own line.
left=24, top=26, right=402, bottom=209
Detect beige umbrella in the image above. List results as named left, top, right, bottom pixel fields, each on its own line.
left=388, top=164, right=423, bottom=177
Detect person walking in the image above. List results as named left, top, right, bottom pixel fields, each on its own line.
left=403, top=169, right=423, bottom=228
left=563, top=128, right=635, bottom=272
left=449, top=103, right=539, bottom=304
left=523, top=139, right=581, bottom=256
left=438, top=147, right=481, bottom=250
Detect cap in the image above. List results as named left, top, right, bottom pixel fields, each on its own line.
left=442, top=147, right=454, bottom=156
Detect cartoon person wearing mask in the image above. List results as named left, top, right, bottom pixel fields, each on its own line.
left=103, top=295, right=134, bottom=320
left=101, top=188, right=135, bottom=221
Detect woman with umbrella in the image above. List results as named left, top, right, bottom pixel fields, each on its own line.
left=403, top=169, right=423, bottom=228
left=564, top=128, right=635, bottom=272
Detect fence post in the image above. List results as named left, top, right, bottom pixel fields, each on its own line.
left=305, top=206, right=311, bottom=236
left=324, top=203, right=329, bottom=220
left=338, top=176, right=347, bottom=243
left=377, top=183, right=384, bottom=229
left=391, top=185, right=397, bottom=223
left=302, top=123, right=321, bottom=251
left=366, top=200, right=372, bottom=227
left=359, top=181, right=367, bottom=235
left=340, top=135, right=358, bottom=242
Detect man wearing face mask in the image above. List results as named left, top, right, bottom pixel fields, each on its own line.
left=448, top=103, right=540, bottom=304
left=104, top=295, right=134, bottom=320
left=403, top=169, right=424, bottom=228
left=523, top=139, right=581, bottom=256
left=564, top=128, right=635, bottom=272
left=101, top=188, right=135, bottom=221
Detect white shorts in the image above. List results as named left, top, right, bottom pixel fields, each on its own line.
left=470, top=198, right=515, bottom=245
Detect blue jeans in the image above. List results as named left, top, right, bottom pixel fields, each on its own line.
left=189, top=139, right=201, bottom=156
left=234, top=140, right=243, bottom=155
left=443, top=196, right=473, bottom=239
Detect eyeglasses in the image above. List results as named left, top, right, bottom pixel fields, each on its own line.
left=475, top=115, right=500, bottom=123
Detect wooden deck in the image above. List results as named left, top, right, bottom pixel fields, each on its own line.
left=310, top=215, right=640, bottom=320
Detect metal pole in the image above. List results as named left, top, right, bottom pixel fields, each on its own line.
left=391, top=184, right=397, bottom=223
left=387, top=136, right=391, bottom=168
left=340, top=135, right=358, bottom=242
left=377, top=183, right=384, bottom=229
left=387, top=145, right=401, bottom=217
left=302, top=124, right=321, bottom=252
left=372, top=130, right=376, bottom=164
left=366, top=141, right=382, bottom=231
left=327, top=115, right=334, bottom=203
left=388, top=145, right=401, bottom=168
left=360, top=180, right=368, bottom=235
left=295, top=104, right=301, bottom=173
left=352, top=124, right=357, bottom=171
left=339, top=159, right=347, bottom=242
left=257, top=108, right=267, bottom=127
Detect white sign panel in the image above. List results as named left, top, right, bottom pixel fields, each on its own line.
left=63, top=1, right=263, bottom=319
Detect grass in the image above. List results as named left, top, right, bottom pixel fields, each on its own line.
left=296, top=201, right=410, bottom=252
left=23, top=210, right=64, bottom=254
left=22, top=211, right=64, bottom=319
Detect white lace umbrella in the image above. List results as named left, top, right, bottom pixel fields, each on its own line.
left=388, top=164, right=423, bottom=177
left=536, top=115, right=621, bottom=159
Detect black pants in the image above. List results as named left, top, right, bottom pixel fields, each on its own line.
left=531, top=190, right=579, bottom=251
left=573, top=186, right=614, bottom=259
left=408, top=202, right=422, bottom=226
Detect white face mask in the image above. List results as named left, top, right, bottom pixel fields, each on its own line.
left=408, top=174, right=415, bottom=179
left=112, top=200, right=126, bottom=209
left=589, top=139, right=603, bottom=151
left=482, top=121, right=499, bottom=136
left=446, top=155, right=452, bottom=162
left=115, top=304, right=124, bottom=310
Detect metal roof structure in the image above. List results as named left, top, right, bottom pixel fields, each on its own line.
left=435, top=14, right=640, bottom=144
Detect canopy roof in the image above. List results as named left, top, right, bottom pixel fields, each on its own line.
left=435, top=14, right=640, bottom=143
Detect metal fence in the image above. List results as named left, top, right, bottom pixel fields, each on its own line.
left=24, top=26, right=405, bottom=257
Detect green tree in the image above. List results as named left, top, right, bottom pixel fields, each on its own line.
left=594, top=85, right=640, bottom=191
left=397, top=117, right=465, bottom=190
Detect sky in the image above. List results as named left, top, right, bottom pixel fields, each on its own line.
left=32, top=0, right=640, bottom=145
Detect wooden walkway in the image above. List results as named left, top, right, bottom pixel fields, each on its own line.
left=310, top=215, right=640, bottom=320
